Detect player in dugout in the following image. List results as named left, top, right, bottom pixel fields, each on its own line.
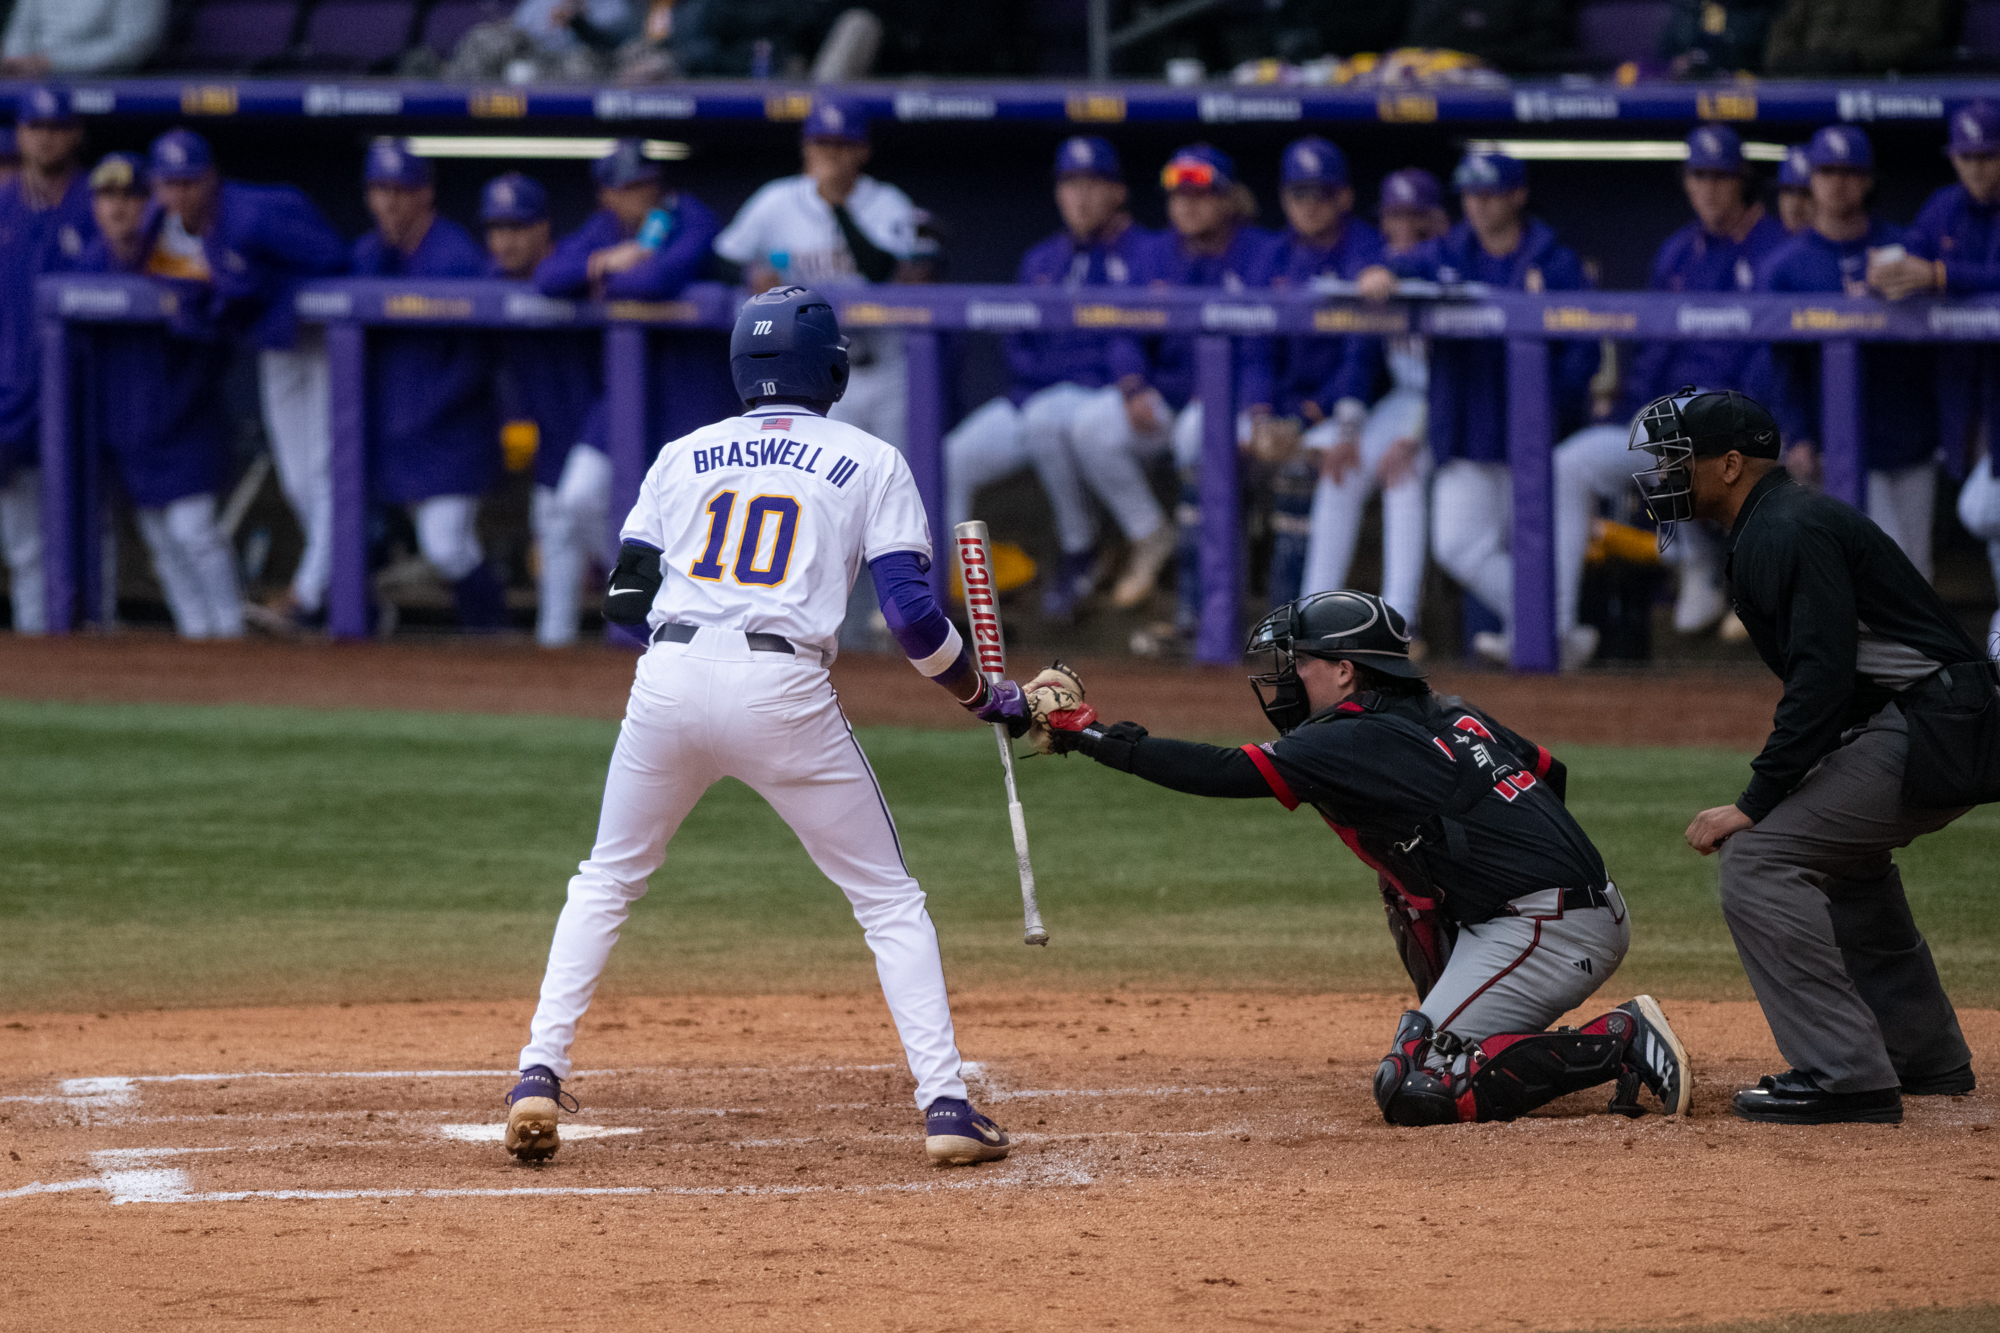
left=79, top=150, right=243, bottom=639
left=1253, top=136, right=1382, bottom=611
left=1299, top=168, right=1450, bottom=640
left=1545, top=124, right=1790, bottom=646
left=1775, top=146, right=1815, bottom=236
left=350, top=137, right=508, bottom=631
left=140, top=128, right=349, bottom=637
left=1029, top=589, right=1691, bottom=1125
left=1750, top=125, right=1940, bottom=580
left=1870, top=100, right=2000, bottom=653
left=1356, top=152, right=1603, bottom=670
left=1130, top=144, right=1281, bottom=644
left=528, top=139, right=721, bottom=647
left=0, top=85, right=93, bottom=636
left=941, top=135, right=1158, bottom=621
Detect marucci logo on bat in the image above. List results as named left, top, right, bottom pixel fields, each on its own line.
left=957, top=537, right=1006, bottom=674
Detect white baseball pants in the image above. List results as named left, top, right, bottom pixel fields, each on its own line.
left=411, top=494, right=484, bottom=582
left=1867, top=464, right=1936, bottom=583
left=531, top=443, right=613, bottom=648
left=1301, top=386, right=1431, bottom=627
left=135, top=492, right=244, bottom=640
left=830, top=350, right=908, bottom=452
left=1421, top=884, right=1630, bottom=1040
left=1431, top=459, right=1513, bottom=625
left=258, top=337, right=334, bottom=613
left=1958, top=451, right=2000, bottom=656
left=1048, top=383, right=1173, bottom=547
left=943, top=395, right=1026, bottom=534
left=0, top=466, right=42, bottom=634
left=520, top=629, right=969, bottom=1108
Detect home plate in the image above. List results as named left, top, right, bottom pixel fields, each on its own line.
left=439, top=1124, right=645, bottom=1142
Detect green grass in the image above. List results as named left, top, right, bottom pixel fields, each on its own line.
left=3, top=698, right=1996, bottom=1012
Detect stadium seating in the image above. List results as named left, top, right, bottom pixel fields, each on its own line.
left=298, top=0, right=422, bottom=71
left=1575, top=1, right=1674, bottom=64
left=1964, top=1, right=2000, bottom=57
left=419, top=0, right=509, bottom=60
left=157, top=0, right=305, bottom=71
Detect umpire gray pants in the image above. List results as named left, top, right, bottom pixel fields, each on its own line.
left=1718, top=702, right=1973, bottom=1093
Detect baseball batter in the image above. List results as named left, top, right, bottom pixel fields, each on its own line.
left=506, top=286, right=1026, bottom=1167
left=1035, top=590, right=1690, bottom=1125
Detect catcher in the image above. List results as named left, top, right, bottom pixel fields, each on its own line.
left=1024, top=591, right=1692, bottom=1124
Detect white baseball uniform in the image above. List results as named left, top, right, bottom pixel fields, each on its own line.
left=0, top=465, right=42, bottom=634
left=713, top=175, right=916, bottom=448
left=519, top=403, right=970, bottom=1108
left=135, top=493, right=245, bottom=640
left=257, top=331, right=334, bottom=613
left=1301, top=336, right=1432, bottom=627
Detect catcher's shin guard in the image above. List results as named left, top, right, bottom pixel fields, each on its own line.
left=1374, top=1009, right=1637, bottom=1126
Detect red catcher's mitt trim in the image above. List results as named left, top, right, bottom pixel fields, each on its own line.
left=1240, top=743, right=1299, bottom=810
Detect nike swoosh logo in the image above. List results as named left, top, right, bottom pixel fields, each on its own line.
left=977, top=1124, right=1002, bottom=1142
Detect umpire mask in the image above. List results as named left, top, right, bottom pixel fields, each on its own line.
left=1246, top=591, right=1424, bottom=735
left=1629, top=386, right=1781, bottom=551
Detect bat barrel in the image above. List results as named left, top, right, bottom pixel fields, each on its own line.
left=953, top=520, right=1007, bottom=681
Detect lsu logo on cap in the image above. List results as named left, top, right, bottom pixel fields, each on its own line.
left=493, top=181, right=514, bottom=206
left=1068, top=140, right=1091, bottom=164
left=158, top=138, right=186, bottom=165
left=820, top=106, right=844, bottom=131
left=1961, top=112, right=1984, bottom=146
left=1698, top=129, right=1719, bottom=155
left=1295, top=147, right=1318, bottom=173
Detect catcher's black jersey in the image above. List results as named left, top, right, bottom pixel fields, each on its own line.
left=1252, top=693, right=1607, bottom=924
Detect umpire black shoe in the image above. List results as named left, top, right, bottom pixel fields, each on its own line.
left=1899, top=1063, right=1975, bottom=1097
left=1731, top=1069, right=1902, bottom=1125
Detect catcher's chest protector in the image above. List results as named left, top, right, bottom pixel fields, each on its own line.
left=1307, top=698, right=1542, bottom=1000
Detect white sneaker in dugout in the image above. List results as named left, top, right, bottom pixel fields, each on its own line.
left=1469, top=627, right=1597, bottom=670
left=1471, top=630, right=1511, bottom=666
left=1672, top=577, right=1729, bottom=635
left=1110, top=528, right=1176, bottom=609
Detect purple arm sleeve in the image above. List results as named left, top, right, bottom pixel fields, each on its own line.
left=870, top=550, right=986, bottom=704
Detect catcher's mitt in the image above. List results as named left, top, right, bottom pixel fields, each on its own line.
left=1022, top=660, right=1094, bottom=755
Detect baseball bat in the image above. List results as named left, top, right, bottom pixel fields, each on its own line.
left=953, top=520, right=1050, bottom=947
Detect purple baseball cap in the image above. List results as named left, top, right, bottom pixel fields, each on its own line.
left=481, top=171, right=548, bottom=224
left=1054, top=135, right=1120, bottom=180
left=1281, top=136, right=1349, bottom=188
left=149, top=128, right=215, bottom=181
left=592, top=138, right=661, bottom=189
left=1685, top=123, right=1745, bottom=172
left=1777, top=145, right=1811, bottom=189
left=1453, top=151, right=1526, bottom=194
left=802, top=97, right=868, bottom=144
left=1379, top=167, right=1443, bottom=214
left=16, top=85, right=74, bottom=126
left=88, top=151, right=148, bottom=196
left=1949, top=101, right=2000, bottom=156
left=364, top=137, right=433, bottom=188
left=1160, top=142, right=1235, bottom=192
left=1805, top=124, right=1872, bottom=172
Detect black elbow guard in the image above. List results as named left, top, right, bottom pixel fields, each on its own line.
left=1080, top=720, right=1149, bottom=773
left=604, top=542, right=663, bottom=625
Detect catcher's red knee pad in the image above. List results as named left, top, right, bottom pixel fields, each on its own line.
left=1464, top=1011, right=1633, bottom=1122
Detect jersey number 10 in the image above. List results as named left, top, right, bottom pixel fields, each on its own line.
left=690, top=490, right=801, bottom=587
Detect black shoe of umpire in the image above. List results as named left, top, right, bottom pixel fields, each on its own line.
left=1731, top=1069, right=1902, bottom=1125
left=1899, top=1062, right=1975, bottom=1097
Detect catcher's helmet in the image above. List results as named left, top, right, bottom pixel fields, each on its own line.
left=729, top=285, right=850, bottom=407
left=1245, top=590, right=1424, bottom=734
left=1628, top=386, right=1779, bottom=548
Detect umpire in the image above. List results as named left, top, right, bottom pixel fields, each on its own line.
left=1633, top=388, right=1993, bottom=1125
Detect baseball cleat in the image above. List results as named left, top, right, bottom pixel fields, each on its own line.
left=924, top=1097, right=1010, bottom=1166
left=1731, top=1070, right=1902, bottom=1125
left=504, top=1066, right=576, bottom=1162
left=1617, top=995, right=1691, bottom=1117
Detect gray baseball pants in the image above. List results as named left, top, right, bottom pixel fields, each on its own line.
left=1422, top=884, right=1632, bottom=1039
left=1718, top=702, right=1974, bottom=1093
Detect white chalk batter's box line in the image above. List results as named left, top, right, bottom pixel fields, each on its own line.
left=0, top=1065, right=1272, bottom=1207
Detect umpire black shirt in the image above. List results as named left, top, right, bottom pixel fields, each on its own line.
left=1725, top=468, right=1985, bottom=821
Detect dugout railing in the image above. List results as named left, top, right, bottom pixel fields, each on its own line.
left=34, top=275, right=1996, bottom=671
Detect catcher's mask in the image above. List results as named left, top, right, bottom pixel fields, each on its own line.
left=1629, top=386, right=1780, bottom=551
left=1245, top=590, right=1423, bottom=735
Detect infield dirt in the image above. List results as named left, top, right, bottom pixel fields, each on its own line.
left=3, top=992, right=1995, bottom=1331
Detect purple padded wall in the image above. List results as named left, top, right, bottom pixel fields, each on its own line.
left=168, top=0, right=301, bottom=66
left=301, top=0, right=415, bottom=65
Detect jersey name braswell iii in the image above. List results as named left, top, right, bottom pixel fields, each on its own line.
left=622, top=404, right=930, bottom=659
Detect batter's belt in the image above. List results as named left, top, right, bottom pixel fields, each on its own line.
left=651, top=621, right=823, bottom=664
